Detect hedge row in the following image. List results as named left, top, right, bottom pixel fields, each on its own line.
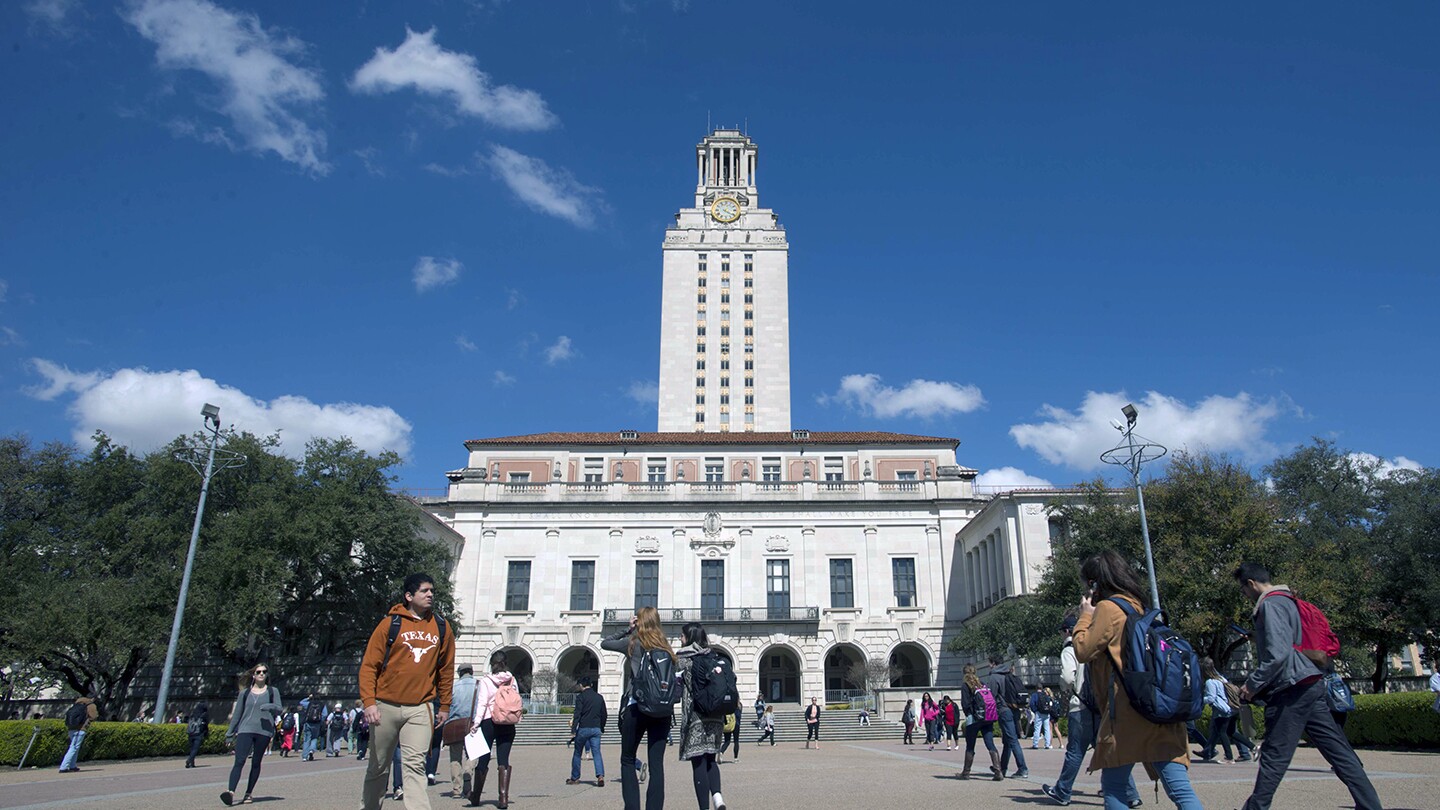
left=0, top=721, right=231, bottom=767
left=1344, top=691, right=1440, bottom=748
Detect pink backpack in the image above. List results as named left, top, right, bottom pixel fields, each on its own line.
left=489, top=676, right=523, bottom=725
left=973, top=685, right=999, bottom=722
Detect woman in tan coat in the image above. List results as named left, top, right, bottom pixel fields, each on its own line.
left=1072, top=550, right=1203, bottom=810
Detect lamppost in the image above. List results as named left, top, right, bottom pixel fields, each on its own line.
left=1100, top=403, right=1167, bottom=611
left=154, top=403, right=247, bottom=724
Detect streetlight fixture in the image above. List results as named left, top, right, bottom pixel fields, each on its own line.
left=154, top=403, right=247, bottom=724
left=1100, top=403, right=1167, bottom=611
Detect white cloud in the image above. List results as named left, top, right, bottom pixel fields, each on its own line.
left=412, top=256, right=462, bottom=292
left=484, top=145, right=604, bottom=228
left=544, top=336, right=574, bottom=365
left=0, top=279, right=8, bottom=302
left=124, top=0, right=329, bottom=174
left=1010, top=390, right=1284, bottom=472
left=423, top=162, right=472, bottom=178
left=827, top=373, right=985, bottom=419
left=2, top=326, right=25, bottom=347
left=455, top=335, right=477, bottom=352
left=1347, top=452, right=1424, bottom=479
left=975, top=467, right=1055, bottom=493
left=25, top=0, right=78, bottom=30
left=492, top=370, right=515, bottom=387
left=352, top=146, right=384, bottom=176
left=350, top=28, right=556, bottom=131
left=505, top=288, right=523, bottom=310
left=26, top=359, right=411, bottom=457
left=625, top=380, right=658, bottom=405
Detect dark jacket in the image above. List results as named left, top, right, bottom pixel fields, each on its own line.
left=1245, top=586, right=1324, bottom=699
left=572, top=688, right=608, bottom=731
left=983, top=664, right=1022, bottom=709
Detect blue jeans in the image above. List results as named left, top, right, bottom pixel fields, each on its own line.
left=1052, top=709, right=1140, bottom=803
left=59, top=730, right=85, bottom=771
left=303, top=723, right=323, bottom=759
left=1032, top=712, right=1052, bottom=747
left=571, top=727, right=605, bottom=780
left=1102, top=761, right=1201, bottom=810
left=997, top=705, right=1028, bottom=774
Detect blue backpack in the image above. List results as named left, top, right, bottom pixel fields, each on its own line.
left=1107, top=598, right=1203, bottom=725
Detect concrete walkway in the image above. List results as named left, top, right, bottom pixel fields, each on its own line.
left=2, top=740, right=1435, bottom=809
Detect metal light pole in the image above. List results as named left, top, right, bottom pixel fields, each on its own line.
left=154, top=404, right=246, bottom=723
left=1100, top=403, right=1167, bottom=611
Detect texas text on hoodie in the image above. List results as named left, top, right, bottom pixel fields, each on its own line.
left=359, top=604, right=456, bottom=713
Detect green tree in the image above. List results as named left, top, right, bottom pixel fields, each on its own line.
left=1374, top=467, right=1440, bottom=670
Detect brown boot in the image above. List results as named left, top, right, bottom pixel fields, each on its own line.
left=959, top=750, right=975, bottom=779
left=988, top=750, right=1004, bottom=781
left=467, top=766, right=488, bottom=807
left=497, top=765, right=512, bottom=809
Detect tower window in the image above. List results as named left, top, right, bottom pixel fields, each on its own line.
left=697, top=325, right=706, bottom=336
left=697, top=276, right=707, bottom=288
left=744, top=277, right=753, bottom=288
left=697, top=292, right=706, bottom=303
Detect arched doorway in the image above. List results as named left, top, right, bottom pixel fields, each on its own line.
left=556, top=647, right=600, bottom=703
left=496, top=647, right=534, bottom=696
left=758, top=645, right=801, bottom=704
left=888, top=643, right=931, bottom=688
left=823, top=644, right=864, bottom=699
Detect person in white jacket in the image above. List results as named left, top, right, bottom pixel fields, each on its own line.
left=467, top=651, right=518, bottom=808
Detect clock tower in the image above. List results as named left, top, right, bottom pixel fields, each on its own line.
left=657, top=129, right=792, bottom=433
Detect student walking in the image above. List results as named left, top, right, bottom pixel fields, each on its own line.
left=601, top=605, right=676, bottom=810
left=957, top=663, right=1002, bottom=781
left=58, top=694, right=98, bottom=773
left=1073, top=551, right=1201, bottom=810
left=676, top=622, right=728, bottom=810
left=940, top=695, right=960, bottom=750
left=278, top=707, right=297, bottom=757
left=185, top=703, right=210, bottom=768
left=446, top=665, right=479, bottom=797
left=327, top=703, right=349, bottom=757
left=1198, top=659, right=1240, bottom=763
left=1043, top=614, right=1141, bottom=807
left=920, top=692, right=939, bottom=750
left=985, top=655, right=1029, bottom=779
left=301, top=696, right=325, bottom=761
left=221, top=663, right=283, bottom=806
left=1233, top=562, right=1381, bottom=810
left=468, top=651, right=521, bottom=808
left=353, top=702, right=371, bottom=759
left=804, top=697, right=822, bottom=749
left=1031, top=687, right=1054, bottom=749
left=567, top=675, right=607, bottom=786
left=756, top=705, right=776, bottom=745
left=901, top=699, right=916, bottom=745
left=753, top=693, right=766, bottom=728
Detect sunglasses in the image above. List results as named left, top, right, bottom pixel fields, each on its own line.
left=254, top=669, right=268, bottom=674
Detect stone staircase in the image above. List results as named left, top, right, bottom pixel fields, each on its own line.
left=509, top=708, right=902, bottom=746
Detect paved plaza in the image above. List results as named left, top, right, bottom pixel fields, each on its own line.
left=3, top=739, right=1436, bottom=810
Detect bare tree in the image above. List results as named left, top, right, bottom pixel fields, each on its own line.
left=847, top=657, right=899, bottom=693
left=530, top=667, right=559, bottom=703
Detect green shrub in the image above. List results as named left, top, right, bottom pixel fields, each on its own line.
left=1197, top=704, right=1266, bottom=740
left=1344, top=692, right=1440, bottom=748
left=0, top=721, right=230, bottom=767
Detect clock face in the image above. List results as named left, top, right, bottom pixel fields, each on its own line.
left=711, top=197, right=741, bottom=223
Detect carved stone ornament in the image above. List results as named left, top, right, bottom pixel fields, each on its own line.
left=1024, top=503, right=1044, bottom=516
left=689, top=534, right=736, bottom=551
left=635, top=535, right=661, bottom=554
left=704, top=512, right=723, bottom=537
left=765, top=534, right=789, bottom=552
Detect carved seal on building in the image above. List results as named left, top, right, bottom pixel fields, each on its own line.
left=635, top=535, right=660, bottom=554
left=765, top=534, right=789, bottom=552
left=703, top=512, right=723, bottom=537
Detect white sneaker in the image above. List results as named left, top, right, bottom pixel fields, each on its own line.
left=712, top=791, right=727, bottom=810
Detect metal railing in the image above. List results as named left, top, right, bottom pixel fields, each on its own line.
left=602, top=606, right=820, bottom=625
left=822, top=689, right=876, bottom=710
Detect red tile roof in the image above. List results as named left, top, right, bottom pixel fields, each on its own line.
left=464, top=430, right=959, bottom=448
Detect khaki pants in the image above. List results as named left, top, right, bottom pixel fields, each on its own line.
left=447, top=741, right=472, bottom=795
left=362, top=701, right=434, bottom=810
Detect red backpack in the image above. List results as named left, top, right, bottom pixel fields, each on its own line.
left=1263, top=591, right=1340, bottom=668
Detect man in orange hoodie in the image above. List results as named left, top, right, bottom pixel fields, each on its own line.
left=359, top=573, right=456, bottom=810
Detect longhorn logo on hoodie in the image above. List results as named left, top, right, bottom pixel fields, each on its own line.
left=400, top=630, right=440, bottom=663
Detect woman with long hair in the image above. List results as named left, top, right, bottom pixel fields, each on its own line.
left=901, top=698, right=916, bottom=745
left=601, top=605, right=676, bottom=810
left=957, top=663, right=1002, bottom=781
left=920, top=691, right=939, bottom=750
left=468, top=650, right=519, bottom=808
left=676, top=622, right=727, bottom=810
left=1073, top=550, right=1201, bottom=810
left=1199, top=658, right=1239, bottom=763
left=941, top=694, right=961, bottom=750
left=221, top=664, right=282, bottom=806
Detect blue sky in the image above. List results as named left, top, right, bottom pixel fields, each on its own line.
left=3, top=1, right=1436, bottom=493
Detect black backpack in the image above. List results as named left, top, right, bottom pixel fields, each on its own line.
left=282, top=712, right=296, bottom=731
left=187, top=715, right=205, bottom=736
left=688, top=651, right=739, bottom=718
left=329, top=711, right=347, bottom=732
left=1034, top=692, right=1052, bottom=715
left=304, top=702, right=325, bottom=725
left=630, top=648, right=680, bottom=718
left=65, top=702, right=88, bottom=731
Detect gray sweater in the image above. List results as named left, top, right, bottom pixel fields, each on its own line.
left=228, top=686, right=283, bottom=738
left=1244, top=586, right=1322, bottom=699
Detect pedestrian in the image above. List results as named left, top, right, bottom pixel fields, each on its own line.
left=221, top=663, right=283, bottom=806
left=1197, top=658, right=1240, bottom=763
left=424, top=699, right=444, bottom=785
left=185, top=702, right=210, bottom=768
left=804, top=696, right=822, bottom=749
left=940, top=695, right=959, bottom=750
left=58, top=693, right=98, bottom=773
left=601, top=605, right=675, bottom=810
left=448, top=664, right=479, bottom=797
left=301, top=695, right=326, bottom=761
left=1430, top=656, right=1440, bottom=713
left=729, top=704, right=743, bottom=760
left=756, top=705, right=775, bottom=745
left=753, top=693, right=766, bottom=728
left=1031, top=687, right=1054, bottom=749
left=353, top=701, right=371, bottom=759
left=1233, top=562, right=1381, bottom=810
left=984, top=654, right=1029, bottom=779
left=920, top=692, right=939, bottom=750
left=901, top=699, right=916, bottom=745
left=676, top=622, right=727, bottom=810
left=358, top=573, right=456, bottom=810
left=327, top=703, right=349, bottom=757
left=279, top=707, right=296, bottom=757
left=1043, top=613, right=1143, bottom=808
left=1073, top=550, right=1201, bottom=810
left=468, top=650, right=520, bottom=808
left=956, top=663, right=1002, bottom=780
left=567, top=674, right=608, bottom=785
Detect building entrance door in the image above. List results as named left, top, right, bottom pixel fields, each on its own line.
left=758, top=646, right=800, bottom=703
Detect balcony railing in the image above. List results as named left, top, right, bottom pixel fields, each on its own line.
left=442, top=478, right=962, bottom=504
left=602, top=606, right=820, bottom=626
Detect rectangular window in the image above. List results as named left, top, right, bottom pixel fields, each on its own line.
left=721, top=292, right=730, bottom=304
left=583, top=457, right=604, bottom=486
left=704, top=458, right=724, bottom=482
left=696, top=359, right=705, bottom=370
left=570, top=561, right=595, bottom=611
left=767, top=559, right=791, bottom=619
left=893, top=558, right=917, bottom=607
left=507, top=472, right=530, bottom=483
left=744, top=276, right=753, bottom=288
left=824, top=456, right=844, bottom=482
left=829, top=559, right=855, bottom=609
left=761, top=457, right=781, bottom=489
left=720, top=358, right=730, bottom=370
left=721, top=275, right=730, bottom=288
left=647, top=459, right=667, bottom=482
left=720, top=376, right=730, bottom=388
left=744, top=394, right=754, bottom=405
left=697, top=292, right=706, bottom=303
left=635, top=560, right=659, bottom=610
left=896, top=470, right=918, bottom=491
left=744, top=359, right=753, bottom=370
left=720, top=394, right=730, bottom=405
left=697, top=325, right=706, bottom=336
left=744, top=325, right=754, bottom=336
left=701, top=559, right=725, bottom=621
left=505, top=561, right=531, bottom=611
left=744, top=294, right=754, bottom=304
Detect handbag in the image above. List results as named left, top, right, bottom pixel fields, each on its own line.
left=1322, top=671, right=1355, bottom=714
left=441, top=685, right=479, bottom=745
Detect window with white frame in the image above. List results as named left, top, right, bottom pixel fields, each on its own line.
left=647, top=459, right=667, bottom=483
